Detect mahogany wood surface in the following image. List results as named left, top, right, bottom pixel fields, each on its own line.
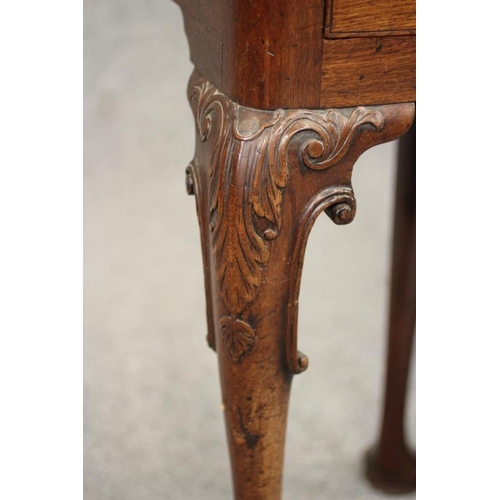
left=175, top=0, right=324, bottom=109
left=185, top=71, right=414, bottom=500
left=320, top=36, right=416, bottom=107
left=324, top=0, right=416, bottom=38
left=173, top=1, right=416, bottom=498
left=174, top=0, right=415, bottom=109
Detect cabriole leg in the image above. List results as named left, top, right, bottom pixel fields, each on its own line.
left=186, top=70, right=415, bottom=499
left=365, top=122, right=416, bottom=494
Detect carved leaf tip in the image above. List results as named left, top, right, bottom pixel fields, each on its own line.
left=220, top=316, right=256, bottom=362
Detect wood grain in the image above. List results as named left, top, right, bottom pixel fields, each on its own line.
left=175, top=2, right=417, bottom=495
left=186, top=72, right=415, bottom=499
left=223, top=0, right=324, bottom=109
left=325, top=0, right=416, bottom=37
left=321, top=36, right=416, bottom=107
left=176, top=0, right=416, bottom=109
left=175, top=0, right=324, bottom=109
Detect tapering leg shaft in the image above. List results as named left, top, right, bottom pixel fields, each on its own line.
left=366, top=122, right=416, bottom=493
left=217, top=289, right=293, bottom=499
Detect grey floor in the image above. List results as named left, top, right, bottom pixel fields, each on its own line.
left=83, top=1, right=415, bottom=498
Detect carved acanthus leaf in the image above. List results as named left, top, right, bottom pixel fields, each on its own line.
left=188, top=73, right=385, bottom=361
left=220, top=316, right=256, bottom=363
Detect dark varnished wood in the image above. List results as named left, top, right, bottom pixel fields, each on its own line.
left=175, top=0, right=324, bottom=109
left=324, top=0, right=416, bottom=38
left=365, top=121, right=416, bottom=494
left=321, top=36, right=416, bottom=107
left=223, top=0, right=324, bottom=109
left=174, top=0, right=415, bottom=109
left=186, top=72, right=414, bottom=499
left=173, top=0, right=416, bottom=497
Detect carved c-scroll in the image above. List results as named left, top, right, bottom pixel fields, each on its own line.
left=188, top=72, right=384, bottom=363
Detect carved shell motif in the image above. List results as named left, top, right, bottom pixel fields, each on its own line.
left=188, top=73, right=383, bottom=362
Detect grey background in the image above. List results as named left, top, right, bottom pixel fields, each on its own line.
left=84, top=1, right=415, bottom=498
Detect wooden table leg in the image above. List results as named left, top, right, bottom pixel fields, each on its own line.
left=186, top=70, right=414, bottom=499
left=365, top=122, right=416, bottom=493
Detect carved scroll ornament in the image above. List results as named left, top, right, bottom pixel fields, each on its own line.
left=188, top=72, right=384, bottom=363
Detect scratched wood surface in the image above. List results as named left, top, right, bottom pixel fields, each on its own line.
left=175, top=0, right=415, bottom=109
left=320, top=36, right=416, bottom=107
left=175, top=0, right=324, bottom=109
